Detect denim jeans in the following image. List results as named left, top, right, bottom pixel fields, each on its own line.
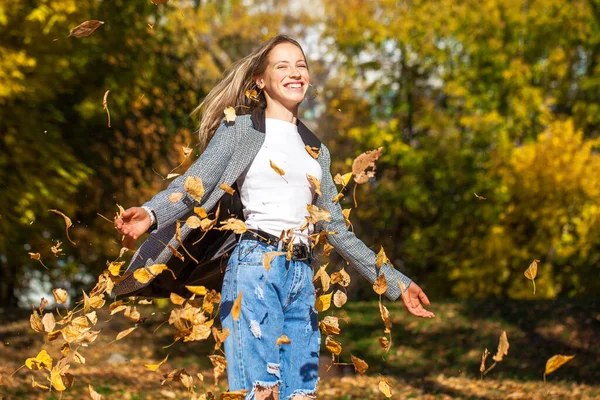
left=219, top=238, right=320, bottom=399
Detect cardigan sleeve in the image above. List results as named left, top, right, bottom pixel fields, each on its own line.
left=142, top=119, right=237, bottom=230
left=315, top=145, right=412, bottom=301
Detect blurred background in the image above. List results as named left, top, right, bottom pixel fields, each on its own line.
left=1, top=1, right=599, bottom=398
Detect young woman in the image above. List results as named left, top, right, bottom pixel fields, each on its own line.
left=115, top=35, right=434, bottom=400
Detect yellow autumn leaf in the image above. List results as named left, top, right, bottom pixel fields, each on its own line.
left=315, top=292, right=333, bottom=312
left=50, top=366, right=67, bottom=391
left=379, top=336, right=391, bottom=351
left=103, top=90, right=110, bottom=128
left=379, top=301, right=392, bottom=333
left=30, top=309, right=44, bottom=333
left=333, top=290, right=347, bottom=307
left=276, top=335, right=291, bottom=346
left=116, top=326, right=137, bottom=340
left=186, top=215, right=202, bottom=229
left=351, top=355, right=368, bottom=374
left=169, top=192, right=184, bottom=202
left=224, top=106, right=237, bottom=123
left=67, top=20, right=104, bottom=38
left=305, top=145, right=320, bottom=159
left=133, top=264, right=175, bottom=284
left=306, top=204, right=331, bottom=224
left=493, top=331, right=509, bottom=362
left=480, top=348, right=489, bottom=373
left=376, top=246, right=390, bottom=269
left=48, top=209, right=76, bottom=245
left=52, top=288, right=68, bottom=304
left=145, top=354, right=169, bottom=371
left=262, top=252, right=285, bottom=271
left=29, top=252, right=49, bottom=270
left=220, top=390, right=248, bottom=400
left=245, top=89, right=258, bottom=101
left=332, top=193, right=344, bottom=203
left=194, top=207, right=208, bottom=218
left=270, top=160, right=285, bottom=176
left=184, top=176, right=204, bottom=203
left=186, top=285, right=208, bottom=295
left=219, top=183, right=236, bottom=195
left=218, top=218, right=247, bottom=234
left=89, top=384, right=103, bottom=400
left=325, top=335, right=342, bottom=355
left=231, top=291, right=243, bottom=321
left=25, top=349, right=53, bottom=371
left=524, top=259, right=540, bottom=294
left=334, top=172, right=352, bottom=187
left=306, top=174, right=322, bottom=196
left=378, top=376, right=393, bottom=398
left=373, top=273, right=388, bottom=295
left=342, top=208, right=352, bottom=227
left=330, top=268, right=351, bottom=287
left=170, top=293, right=186, bottom=305
left=107, top=261, right=124, bottom=277
left=544, top=354, right=575, bottom=381
left=31, top=376, right=50, bottom=390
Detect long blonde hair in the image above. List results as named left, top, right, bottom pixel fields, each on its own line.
left=193, top=35, right=308, bottom=150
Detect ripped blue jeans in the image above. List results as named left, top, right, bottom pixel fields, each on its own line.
left=219, top=238, right=320, bottom=399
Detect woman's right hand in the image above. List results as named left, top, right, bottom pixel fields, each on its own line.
left=114, top=207, right=152, bottom=240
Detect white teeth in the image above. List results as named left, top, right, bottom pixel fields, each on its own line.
left=287, top=83, right=302, bottom=88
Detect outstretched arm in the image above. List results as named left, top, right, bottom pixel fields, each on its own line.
left=315, top=145, right=434, bottom=318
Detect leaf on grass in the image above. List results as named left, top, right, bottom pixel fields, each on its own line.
left=493, top=331, right=509, bottom=362
left=306, top=174, right=322, bottom=196
left=116, top=326, right=137, bottom=340
left=231, top=292, right=243, bottom=321
left=49, top=209, right=77, bottom=245
left=524, top=259, right=540, bottom=294
left=219, top=183, right=236, bottom=195
left=325, top=335, right=342, bottom=355
left=89, top=384, right=103, bottom=400
left=133, top=264, right=175, bottom=284
left=315, top=292, right=332, bottom=312
left=262, top=252, right=285, bottom=272
left=352, top=147, right=383, bottom=184
left=333, top=290, right=347, bottom=307
left=376, top=246, right=390, bottom=269
left=270, top=160, right=285, bottom=176
left=351, top=355, right=368, bottom=374
left=373, top=273, right=388, bottom=295
left=102, top=90, right=111, bottom=128
left=544, top=355, right=575, bottom=378
left=305, top=145, right=320, bottom=159
left=218, top=218, right=247, bottom=234
left=169, top=192, right=184, bottom=202
left=170, top=293, right=185, bottom=306
left=276, top=335, right=291, bottom=346
left=145, top=354, right=169, bottom=371
left=184, top=176, right=204, bottom=203
left=224, top=107, right=236, bottom=123
left=67, top=20, right=104, bottom=38
left=378, top=376, right=393, bottom=398
left=306, top=204, right=331, bottom=224
left=186, top=285, right=208, bottom=295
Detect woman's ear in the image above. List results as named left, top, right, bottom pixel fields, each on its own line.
left=255, top=78, right=264, bottom=89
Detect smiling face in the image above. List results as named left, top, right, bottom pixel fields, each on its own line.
left=255, top=42, right=310, bottom=115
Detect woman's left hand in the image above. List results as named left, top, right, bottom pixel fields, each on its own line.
left=401, top=282, right=435, bottom=318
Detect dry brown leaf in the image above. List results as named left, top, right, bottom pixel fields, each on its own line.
left=351, top=355, right=369, bottom=374
left=245, top=89, right=258, bottom=101
left=325, top=335, right=342, bottom=355
left=319, top=316, right=340, bottom=335
left=219, top=183, right=236, bottom=195
left=186, top=215, right=202, bottom=229
left=313, top=266, right=331, bottom=292
left=25, top=349, right=53, bottom=371
left=212, top=327, right=230, bottom=351
left=170, top=293, right=186, bottom=306
left=167, top=245, right=184, bottom=262
left=379, top=301, right=392, bottom=333
left=306, top=204, right=331, bottom=224
left=133, top=264, right=175, bottom=284
left=42, top=313, right=56, bottom=333
left=86, top=311, right=98, bottom=325
left=262, top=252, right=285, bottom=272
left=49, top=209, right=77, bottom=245
left=169, top=192, right=184, bottom=202
left=186, top=285, right=208, bottom=295
left=145, top=354, right=169, bottom=371
left=342, top=208, right=351, bottom=227
left=29, top=252, right=49, bottom=270
left=67, top=20, right=104, bottom=38
left=231, top=291, right=243, bottom=321
left=376, top=246, right=390, bottom=269
left=378, top=376, right=393, bottom=398
left=184, top=176, right=204, bottom=203
left=116, top=326, right=137, bottom=340
left=194, top=207, right=208, bottom=218
left=124, top=306, right=141, bottom=322
left=524, top=259, right=540, bottom=294
left=333, top=290, right=347, bottom=307
left=544, top=354, right=575, bottom=380
left=208, top=354, right=227, bottom=385
left=224, top=106, right=237, bottom=123
left=493, top=331, right=509, bottom=362
left=218, top=218, right=247, bottom=234
left=103, top=90, right=111, bottom=128
left=330, top=268, right=351, bottom=287
left=306, top=174, right=322, bottom=196
left=30, top=308, right=45, bottom=333
left=332, top=193, right=344, bottom=203
left=276, top=334, right=292, bottom=346
left=352, top=147, right=383, bottom=184
left=52, top=288, right=68, bottom=304
left=373, top=273, right=388, bottom=295
left=315, top=292, right=332, bottom=312
left=220, top=390, right=248, bottom=400
left=305, top=145, right=320, bottom=159
left=379, top=336, right=391, bottom=351
left=334, top=172, right=352, bottom=187
left=269, top=160, right=285, bottom=176
left=480, top=348, right=490, bottom=373
left=50, top=241, right=63, bottom=257
left=89, top=384, right=103, bottom=400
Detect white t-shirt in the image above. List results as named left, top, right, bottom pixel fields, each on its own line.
left=236, top=118, right=323, bottom=245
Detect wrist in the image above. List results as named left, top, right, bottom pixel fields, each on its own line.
left=141, top=206, right=157, bottom=227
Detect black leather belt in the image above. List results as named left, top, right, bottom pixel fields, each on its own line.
left=240, top=229, right=312, bottom=262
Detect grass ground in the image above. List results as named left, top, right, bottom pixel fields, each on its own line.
left=0, top=298, right=598, bottom=399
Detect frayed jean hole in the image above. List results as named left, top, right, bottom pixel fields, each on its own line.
left=254, top=284, right=264, bottom=300
left=267, top=362, right=281, bottom=379
left=250, top=320, right=262, bottom=339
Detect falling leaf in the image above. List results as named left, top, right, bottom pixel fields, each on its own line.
left=212, top=327, right=230, bottom=351
left=352, top=147, right=383, bottom=184
left=186, top=215, right=202, bottom=229
left=86, top=311, right=98, bottom=325
left=170, top=293, right=186, bottom=305
left=319, top=316, right=340, bottom=335
left=30, top=308, right=45, bottom=333
left=351, top=355, right=369, bottom=374
left=89, top=384, right=103, bottom=400
left=306, top=174, right=322, bottom=196
left=167, top=244, right=184, bottom=262
left=379, top=336, right=391, bottom=351
left=376, top=246, right=390, bottom=269
left=313, top=266, right=331, bottom=292
left=145, top=354, right=169, bottom=371
left=342, top=208, right=352, bottom=227
left=373, top=273, right=388, bottom=295
left=245, top=89, right=258, bottom=101
left=219, top=183, right=236, bottom=195
left=25, top=349, right=53, bottom=371
left=133, top=264, right=176, bottom=284
left=38, top=297, right=48, bottom=314
left=218, top=218, right=247, bottom=234
left=31, top=376, right=50, bottom=390
left=493, top=331, right=509, bottom=362
left=107, top=261, right=125, bottom=276
left=480, top=348, right=490, bottom=373
left=315, top=292, right=333, bottom=312
left=231, top=291, right=243, bottom=321
left=116, top=326, right=137, bottom=340
left=325, top=336, right=342, bottom=355
left=276, top=335, right=291, bottom=346
left=208, top=354, right=227, bottom=385
left=474, top=193, right=486, bottom=200
left=50, top=241, right=63, bottom=257
left=305, top=145, right=320, bottom=159
left=269, top=160, right=285, bottom=176
left=524, top=259, right=540, bottom=294
left=544, top=355, right=575, bottom=381
left=42, top=313, right=56, bottom=333
left=306, top=204, right=331, bottom=224
left=378, top=376, right=393, bottom=398
left=67, top=20, right=104, bottom=38
left=166, top=173, right=181, bottom=180
left=334, top=172, right=352, bottom=187
left=194, top=207, right=207, bottom=218
left=262, top=252, right=285, bottom=271
left=332, top=193, right=344, bottom=203
left=220, top=390, right=248, bottom=399
left=29, top=252, right=49, bottom=270
left=379, top=301, right=392, bottom=333
left=124, top=306, right=141, bottom=322
left=333, top=290, right=347, bottom=307
left=330, top=268, right=351, bottom=287
left=49, top=209, right=76, bottom=245
left=184, top=176, right=204, bottom=203
left=223, top=107, right=236, bottom=123
left=102, top=90, right=111, bottom=127
left=169, top=192, right=184, bottom=202
left=186, top=285, right=208, bottom=295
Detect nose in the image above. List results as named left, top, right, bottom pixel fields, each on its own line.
left=290, top=66, right=301, bottom=79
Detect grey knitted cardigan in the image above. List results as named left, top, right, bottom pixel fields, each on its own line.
left=115, top=113, right=412, bottom=301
